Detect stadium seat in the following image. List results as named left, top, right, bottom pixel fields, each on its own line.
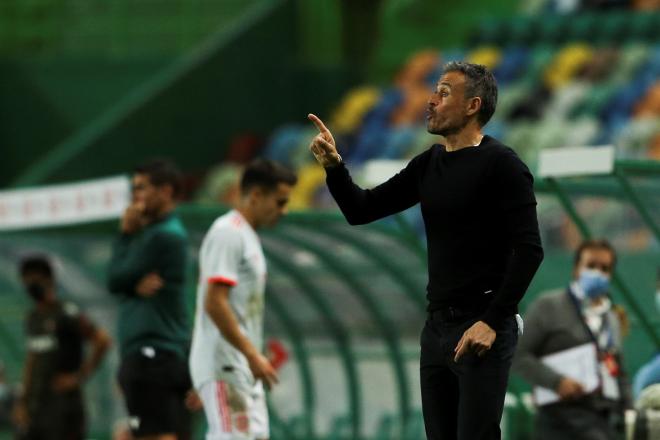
left=493, top=47, right=529, bottom=85
left=330, top=87, right=382, bottom=135
left=563, top=13, right=598, bottom=43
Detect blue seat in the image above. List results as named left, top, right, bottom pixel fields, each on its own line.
left=493, top=48, right=529, bottom=85
left=263, top=125, right=307, bottom=167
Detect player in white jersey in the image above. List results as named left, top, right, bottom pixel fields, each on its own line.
left=190, top=159, right=297, bottom=440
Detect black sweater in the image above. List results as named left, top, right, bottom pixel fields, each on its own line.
left=325, top=135, right=544, bottom=329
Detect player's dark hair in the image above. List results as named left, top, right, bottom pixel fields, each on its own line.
left=442, top=61, right=498, bottom=127
left=19, top=255, right=54, bottom=280
left=240, top=159, right=297, bottom=194
left=573, top=239, right=617, bottom=269
left=134, top=158, right=183, bottom=198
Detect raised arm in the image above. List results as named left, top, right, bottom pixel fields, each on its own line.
left=308, top=113, right=422, bottom=224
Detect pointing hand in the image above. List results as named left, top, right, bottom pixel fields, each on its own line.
left=308, top=114, right=342, bottom=168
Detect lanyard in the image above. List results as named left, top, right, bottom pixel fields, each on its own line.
left=566, top=287, right=620, bottom=377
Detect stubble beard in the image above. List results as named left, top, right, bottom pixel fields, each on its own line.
left=427, top=115, right=469, bottom=137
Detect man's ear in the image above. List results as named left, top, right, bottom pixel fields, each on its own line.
left=466, top=96, right=482, bottom=117
left=160, top=184, right=175, bottom=201
left=248, top=186, right=264, bottom=205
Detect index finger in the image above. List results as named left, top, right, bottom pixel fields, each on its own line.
left=454, top=338, right=470, bottom=362
left=307, top=113, right=330, bottom=134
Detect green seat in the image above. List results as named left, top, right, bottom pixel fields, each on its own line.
left=564, top=13, right=598, bottom=43
left=546, top=82, right=592, bottom=120
left=473, top=18, right=507, bottom=47
left=535, top=118, right=569, bottom=151
left=504, top=122, right=538, bottom=165
left=497, top=83, right=533, bottom=119
left=519, top=46, right=555, bottom=87
left=626, top=12, right=660, bottom=44
left=570, top=83, right=619, bottom=118
left=593, top=12, right=630, bottom=45
left=609, top=44, right=649, bottom=84
left=537, top=15, right=570, bottom=46
left=507, top=16, right=539, bottom=46
left=566, top=116, right=601, bottom=147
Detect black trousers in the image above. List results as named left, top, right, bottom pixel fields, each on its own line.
left=420, top=314, right=518, bottom=440
left=534, top=404, right=620, bottom=440
left=118, top=348, right=193, bottom=438
left=23, top=389, right=85, bottom=440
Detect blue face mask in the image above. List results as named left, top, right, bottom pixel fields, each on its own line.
left=578, top=269, right=610, bottom=299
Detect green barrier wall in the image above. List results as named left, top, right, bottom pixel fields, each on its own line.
left=1, top=204, right=658, bottom=439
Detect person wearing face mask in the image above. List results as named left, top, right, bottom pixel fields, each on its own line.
left=513, top=239, right=633, bottom=440
left=12, top=255, right=111, bottom=439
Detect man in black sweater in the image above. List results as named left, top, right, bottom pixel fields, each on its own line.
left=308, top=61, right=544, bottom=440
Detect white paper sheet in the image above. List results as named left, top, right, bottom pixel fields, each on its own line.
left=533, top=342, right=599, bottom=406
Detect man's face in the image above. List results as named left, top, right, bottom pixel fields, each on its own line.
left=131, top=173, right=171, bottom=218
left=426, top=71, right=477, bottom=136
left=21, top=271, right=53, bottom=303
left=573, top=248, right=614, bottom=280
left=252, top=183, right=293, bottom=228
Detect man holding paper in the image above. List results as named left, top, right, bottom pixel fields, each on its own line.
left=513, top=239, right=632, bottom=440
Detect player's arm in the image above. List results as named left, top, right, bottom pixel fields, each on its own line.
left=107, top=204, right=152, bottom=295
left=205, top=283, right=278, bottom=389
left=107, top=234, right=153, bottom=296
left=79, top=314, right=112, bottom=380
left=135, top=231, right=187, bottom=298
left=52, top=311, right=112, bottom=392
left=12, top=351, right=35, bottom=430
left=108, top=228, right=184, bottom=298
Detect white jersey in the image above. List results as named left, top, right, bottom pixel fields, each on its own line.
left=190, top=210, right=267, bottom=390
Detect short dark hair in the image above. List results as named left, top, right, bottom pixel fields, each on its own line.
left=573, top=239, right=617, bottom=269
left=240, top=159, right=297, bottom=194
left=134, top=159, right=183, bottom=198
left=19, top=255, right=53, bottom=279
left=442, top=61, right=498, bottom=127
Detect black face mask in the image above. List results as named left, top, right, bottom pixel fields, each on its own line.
left=25, top=283, right=46, bottom=302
